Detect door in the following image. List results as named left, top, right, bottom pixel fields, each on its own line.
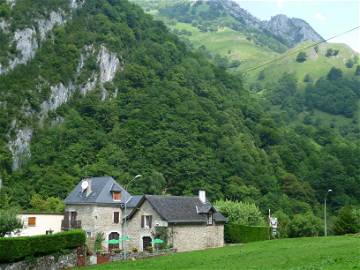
left=108, top=232, right=120, bottom=251
left=142, top=236, right=152, bottom=251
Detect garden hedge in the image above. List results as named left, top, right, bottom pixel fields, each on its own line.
left=0, top=229, right=85, bottom=263
left=225, top=224, right=269, bottom=243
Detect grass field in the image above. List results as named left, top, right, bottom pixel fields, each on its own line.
left=80, top=236, right=360, bottom=270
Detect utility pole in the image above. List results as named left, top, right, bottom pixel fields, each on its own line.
left=123, top=174, right=142, bottom=260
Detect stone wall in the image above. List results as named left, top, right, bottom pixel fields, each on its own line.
left=0, top=250, right=77, bottom=270
left=170, top=223, right=224, bottom=252
left=126, top=200, right=167, bottom=252
left=65, top=204, right=123, bottom=250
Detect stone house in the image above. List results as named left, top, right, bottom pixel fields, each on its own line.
left=125, top=194, right=226, bottom=252
left=63, top=176, right=226, bottom=252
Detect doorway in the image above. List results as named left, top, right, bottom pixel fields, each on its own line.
left=142, top=236, right=152, bottom=251
left=108, top=232, right=119, bottom=251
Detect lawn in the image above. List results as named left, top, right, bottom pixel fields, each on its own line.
left=80, top=235, right=360, bottom=270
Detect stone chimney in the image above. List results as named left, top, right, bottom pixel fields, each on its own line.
left=199, top=190, right=206, bottom=204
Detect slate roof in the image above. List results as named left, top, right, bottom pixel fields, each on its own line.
left=127, top=195, right=227, bottom=224
left=126, top=195, right=143, bottom=208
left=64, top=176, right=131, bottom=205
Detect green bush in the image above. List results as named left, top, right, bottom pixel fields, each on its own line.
left=225, top=224, right=269, bottom=243
left=0, top=229, right=85, bottom=263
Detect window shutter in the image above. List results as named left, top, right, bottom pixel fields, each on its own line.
left=114, top=212, right=119, bottom=224
left=28, top=217, right=36, bottom=226
left=141, top=215, right=144, bottom=228
left=149, top=216, right=152, bottom=228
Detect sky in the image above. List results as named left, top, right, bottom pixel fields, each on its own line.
left=234, top=0, right=360, bottom=52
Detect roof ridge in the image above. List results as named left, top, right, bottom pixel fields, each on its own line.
left=145, top=194, right=199, bottom=199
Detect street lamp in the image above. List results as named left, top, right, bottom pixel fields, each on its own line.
left=324, top=189, right=332, bottom=237
left=123, top=174, right=142, bottom=259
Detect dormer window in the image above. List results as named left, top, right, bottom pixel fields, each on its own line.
left=112, top=191, right=121, bottom=201
left=207, top=212, right=213, bottom=225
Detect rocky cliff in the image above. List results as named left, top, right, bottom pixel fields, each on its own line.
left=263, top=14, right=324, bottom=47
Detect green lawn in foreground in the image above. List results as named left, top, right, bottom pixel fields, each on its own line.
left=80, top=235, right=360, bottom=270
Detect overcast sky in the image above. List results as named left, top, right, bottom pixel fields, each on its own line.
left=234, top=0, right=360, bottom=52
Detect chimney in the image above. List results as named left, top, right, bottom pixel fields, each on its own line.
left=199, top=190, right=206, bottom=204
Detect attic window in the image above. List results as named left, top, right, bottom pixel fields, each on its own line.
left=207, top=212, right=213, bottom=225
left=112, top=191, right=121, bottom=201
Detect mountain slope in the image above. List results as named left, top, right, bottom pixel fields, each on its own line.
left=0, top=0, right=359, bottom=220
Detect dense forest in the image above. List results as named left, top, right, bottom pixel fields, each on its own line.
left=0, top=0, right=359, bottom=234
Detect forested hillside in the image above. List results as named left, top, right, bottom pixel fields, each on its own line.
left=0, top=0, right=359, bottom=228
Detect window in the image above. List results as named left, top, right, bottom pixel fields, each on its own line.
left=113, top=212, right=119, bottom=224
left=141, top=215, right=152, bottom=229
left=28, top=217, right=36, bottom=226
left=112, top=192, right=121, bottom=201
left=207, top=212, right=213, bottom=225
left=70, top=211, right=77, bottom=223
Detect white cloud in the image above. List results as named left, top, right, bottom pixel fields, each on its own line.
left=314, top=12, right=327, bottom=23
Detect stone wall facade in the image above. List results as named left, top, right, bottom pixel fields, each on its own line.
left=0, top=250, right=77, bottom=270
left=170, top=223, right=224, bottom=252
left=126, top=200, right=224, bottom=253
left=65, top=204, right=123, bottom=250
left=126, top=200, right=167, bottom=252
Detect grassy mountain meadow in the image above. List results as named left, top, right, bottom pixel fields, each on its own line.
left=0, top=0, right=359, bottom=233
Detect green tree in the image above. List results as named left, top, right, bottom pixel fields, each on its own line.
left=355, top=65, right=360, bottom=76
left=288, top=212, right=322, bottom=237
left=327, top=67, right=343, bottom=80
left=215, top=200, right=266, bottom=226
left=333, top=206, right=359, bottom=235
left=296, top=52, right=307, bottom=63
left=0, top=209, right=22, bottom=237
left=30, top=193, right=64, bottom=213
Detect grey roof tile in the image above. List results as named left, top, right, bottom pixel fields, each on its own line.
left=64, top=176, right=131, bottom=205
left=127, top=195, right=227, bottom=224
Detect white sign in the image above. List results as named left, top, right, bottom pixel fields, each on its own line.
left=269, top=217, right=278, bottom=229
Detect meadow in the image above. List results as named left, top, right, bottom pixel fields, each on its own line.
left=81, top=235, right=360, bottom=270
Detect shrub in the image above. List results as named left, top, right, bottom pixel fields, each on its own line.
left=355, top=65, right=360, bottom=76
left=296, top=52, right=307, bottom=63
left=0, top=229, right=85, bottom=263
left=94, top=232, right=105, bottom=253
left=0, top=209, right=22, bottom=237
left=333, top=206, right=359, bottom=235
left=288, top=212, right=322, bottom=237
left=215, top=200, right=265, bottom=226
left=225, top=224, right=269, bottom=243
left=327, top=67, right=342, bottom=80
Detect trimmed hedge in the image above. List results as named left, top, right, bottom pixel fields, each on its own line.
left=0, top=229, right=85, bottom=263
left=225, top=224, right=269, bottom=243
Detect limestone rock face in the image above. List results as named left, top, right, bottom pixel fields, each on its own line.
left=40, top=83, right=74, bottom=117
left=9, top=28, right=38, bottom=70
left=8, top=128, right=33, bottom=171
left=98, top=46, right=121, bottom=83
left=263, top=14, right=324, bottom=47
left=37, top=11, right=66, bottom=41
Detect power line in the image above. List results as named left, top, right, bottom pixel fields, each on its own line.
left=243, top=25, right=360, bottom=73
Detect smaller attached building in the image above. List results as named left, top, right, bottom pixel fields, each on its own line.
left=126, top=192, right=226, bottom=252
left=12, top=213, right=63, bottom=237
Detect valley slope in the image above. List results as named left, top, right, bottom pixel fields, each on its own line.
left=0, top=0, right=359, bottom=226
